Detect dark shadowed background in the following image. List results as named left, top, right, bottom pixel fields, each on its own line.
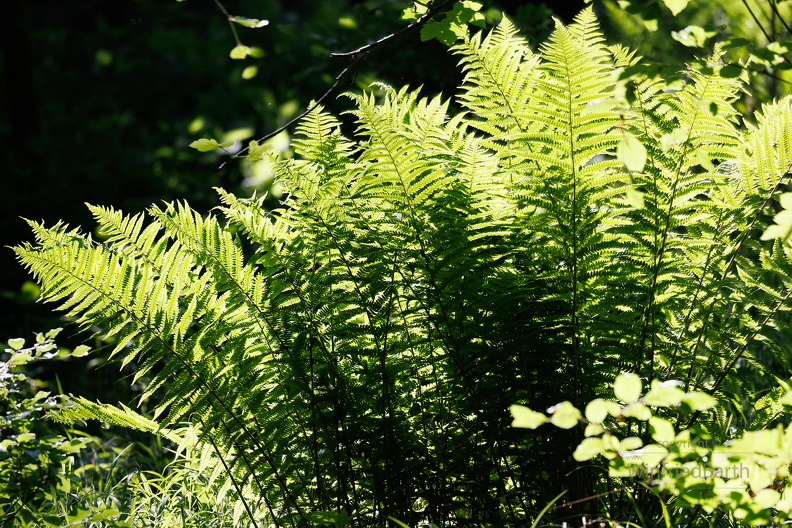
left=0, top=0, right=584, bottom=398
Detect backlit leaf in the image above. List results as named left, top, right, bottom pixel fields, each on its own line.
left=230, top=45, right=252, bottom=59
left=680, top=392, right=717, bottom=411
left=644, top=380, right=685, bottom=406
left=548, top=401, right=582, bottom=429
left=626, top=187, right=645, bottom=209
left=614, top=373, right=642, bottom=403
left=189, top=139, right=234, bottom=152
left=229, top=17, right=269, bottom=29
left=585, top=398, right=621, bottom=424
left=617, top=136, right=647, bottom=172
left=242, top=66, right=259, bottom=80
left=622, top=402, right=651, bottom=420
left=573, top=437, right=604, bottom=461
left=762, top=193, right=792, bottom=242
left=663, top=0, right=688, bottom=16
left=510, top=404, right=547, bottom=429
left=73, top=345, right=91, bottom=357
left=649, top=416, right=675, bottom=443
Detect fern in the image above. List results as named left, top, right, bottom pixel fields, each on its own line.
left=14, top=8, right=792, bottom=526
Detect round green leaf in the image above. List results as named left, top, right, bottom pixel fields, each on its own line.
left=548, top=401, right=582, bottom=429
left=45, top=328, right=63, bottom=339
left=625, top=187, right=645, bottom=209
left=189, top=138, right=234, bottom=152
left=622, top=402, right=652, bottom=420
left=9, top=352, right=32, bottom=367
left=585, top=398, right=621, bottom=424
left=190, top=138, right=221, bottom=152
left=644, top=380, right=685, bottom=407
left=681, top=392, right=717, bottom=412
left=17, top=432, right=36, bottom=443
left=573, top=437, right=604, bottom=461
left=614, top=373, right=642, bottom=403
left=608, top=457, right=634, bottom=477
left=649, top=416, right=675, bottom=443
left=229, top=44, right=252, bottom=59
left=663, top=0, right=689, bottom=16
left=602, top=432, right=620, bottom=452
left=620, top=436, right=643, bottom=451
left=762, top=193, right=792, bottom=242
left=630, top=444, right=668, bottom=469
left=72, top=345, right=91, bottom=358
left=242, top=66, right=259, bottom=80
left=509, top=404, right=546, bottom=429
left=7, top=338, right=25, bottom=350
left=753, top=488, right=780, bottom=509
left=584, top=423, right=604, bottom=437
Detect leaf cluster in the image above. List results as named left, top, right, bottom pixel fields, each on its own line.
left=513, top=372, right=792, bottom=525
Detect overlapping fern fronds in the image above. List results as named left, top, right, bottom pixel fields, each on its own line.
left=14, top=8, right=792, bottom=526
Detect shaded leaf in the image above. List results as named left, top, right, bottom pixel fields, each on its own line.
left=307, top=511, right=346, bottom=524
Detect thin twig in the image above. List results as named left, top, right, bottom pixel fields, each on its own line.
left=768, top=0, right=792, bottom=38
left=741, top=0, right=774, bottom=43
left=220, top=0, right=460, bottom=167
left=331, top=0, right=457, bottom=58
left=212, top=0, right=241, bottom=45
left=739, top=0, right=792, bottom=65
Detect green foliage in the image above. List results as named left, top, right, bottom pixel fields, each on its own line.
left=402, top=0, right=487, bottom=46
left=762, top=192, right=792, bottom=243
left=512, top=372, right=792, bottom=525
left=0, top=328, right=248, bottom=527
left=0, top=330, right=125, bottom=527
left=601, top=0, right=792, bottom=106
left=13, top=7, right=792, bottom=526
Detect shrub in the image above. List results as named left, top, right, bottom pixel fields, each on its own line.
left=13, top=8, right=792, bottom=526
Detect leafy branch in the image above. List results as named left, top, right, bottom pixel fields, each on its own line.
left=211, top=0, right=467, bottom=165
